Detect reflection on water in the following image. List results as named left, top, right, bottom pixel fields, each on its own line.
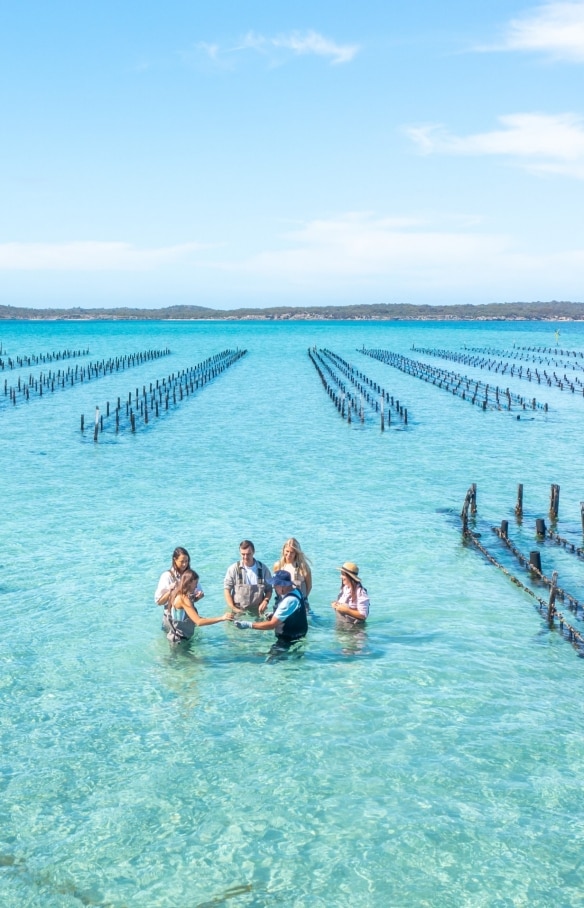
left=334, top=618, right=370, bottom=656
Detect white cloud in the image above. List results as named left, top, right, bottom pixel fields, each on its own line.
left=0, top=241, right=209, bottom=271
left=4, top=216, right=584, bottom=305
left=500, top=2, right=584, bottom=61
left=231, top=212, right=584, bottom=300
left=200, top=29, right=359, bottom=66
left=270, top=30, right=359, bottom=64
left=238, top=213, right=508, bottom=283
left=404, top=113, right=584, bottom=178
left=195, top=42, right=221, bottom=61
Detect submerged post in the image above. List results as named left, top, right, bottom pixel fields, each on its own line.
left=93, top=407, right=99, bottom=442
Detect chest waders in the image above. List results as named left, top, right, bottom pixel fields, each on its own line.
left=162, top=572, right=197, bottom=641
left=234, top=561, right=268, bottom=612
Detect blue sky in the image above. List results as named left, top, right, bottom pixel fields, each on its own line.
left=2, top=1, right=584, bottom=309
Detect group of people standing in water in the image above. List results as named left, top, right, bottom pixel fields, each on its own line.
left=154, top=538, right=370, bottom=649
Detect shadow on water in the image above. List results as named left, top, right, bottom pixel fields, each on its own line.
left=156, top=636, right=387, bottom=667
left=334, top=621, right=370, bottom=657
left=0, top=853, right=108, bottom=907
left=195, top=882, right=256, bottom=907
left=156, top=624, right=441, bottom=669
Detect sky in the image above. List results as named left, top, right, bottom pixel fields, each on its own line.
left=2, top=0, right=584, bottom=310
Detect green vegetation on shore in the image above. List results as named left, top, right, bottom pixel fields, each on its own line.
left=1, top=301, right=584, bottom=321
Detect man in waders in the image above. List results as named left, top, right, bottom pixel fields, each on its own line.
left=223, top=540, right=273, bottom=615
left=233, top=569, right=308, bottom=651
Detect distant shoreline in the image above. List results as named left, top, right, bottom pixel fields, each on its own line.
left=1, top=302, right=584, bottom=322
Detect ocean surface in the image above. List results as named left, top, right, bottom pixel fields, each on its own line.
left=2, top=318, right=584, bottom=908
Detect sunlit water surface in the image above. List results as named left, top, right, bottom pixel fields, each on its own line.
left=2, top=319, right=584, bottom=907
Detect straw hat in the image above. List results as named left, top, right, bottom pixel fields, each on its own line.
left=337, top=561, right=360, bottom=582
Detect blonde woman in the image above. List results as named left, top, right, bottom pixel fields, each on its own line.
left=273, top=538, right=312, bottom=606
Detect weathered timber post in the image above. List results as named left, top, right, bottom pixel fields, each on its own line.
left=548, top=570, right=559, bottom=621
left=549, top=484, right=560, bottom=520
left=515, top=484, right=523, bottom=518
left=529, top=551, right=542, bottom=574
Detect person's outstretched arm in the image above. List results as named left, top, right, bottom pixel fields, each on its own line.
left=177, top=594, right=232, bottom=627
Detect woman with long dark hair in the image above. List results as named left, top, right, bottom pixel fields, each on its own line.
left=165, top=568, right=232, bottom=642
left=155, top=546, right=203, bottom=610
left=331, top=562, right=370, bottom=623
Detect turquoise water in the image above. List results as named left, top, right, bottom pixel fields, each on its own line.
left=2, top=318, right=584, bottom=907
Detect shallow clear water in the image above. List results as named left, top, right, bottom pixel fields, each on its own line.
left=2, top=318, right=584, bottom=907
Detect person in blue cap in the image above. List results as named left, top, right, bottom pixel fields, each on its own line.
left=233, top=569, right=308, bottom=649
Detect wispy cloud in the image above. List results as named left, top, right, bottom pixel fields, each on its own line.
left=0, top=241, right=209, bottom=271
left=195, top=42, right=221, bottom=61
left=238, top=213, right=509, bottom=284
left=4, top=217, right=584, bottom=304
left=230, top=212, right=584, bottom=301
left=193, top=30, right=359, bottom=67
left=404, top=113, right=584, bottom=178
left=485, top=2, right=584, bottom=61
left=276, top=30, right=358, bottom=63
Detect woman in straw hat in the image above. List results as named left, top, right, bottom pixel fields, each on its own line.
left=331, top=562, right=370, bottom=623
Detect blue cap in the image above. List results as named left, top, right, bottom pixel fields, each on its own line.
left=271, top=570, right=293, bottom=587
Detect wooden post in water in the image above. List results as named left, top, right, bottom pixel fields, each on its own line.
left=515, top=483, right=523, bottom=518
left=548, top=570, right=558, bottom=621
left=93, top=407, right=100, bottom=442
left=549, top=484, right=560, bottom=520
left=535, top=518, right=546, bottom=538
left=529, top=551, right=542, bottom=574
left=461, top=486, right=475, bottom=534
left=500, top=520, right=508, bottom=538
left=461, top=501, right=468, bottom=535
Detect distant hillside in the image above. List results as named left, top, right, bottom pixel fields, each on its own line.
left=1, top=301, right=584, bottom=321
